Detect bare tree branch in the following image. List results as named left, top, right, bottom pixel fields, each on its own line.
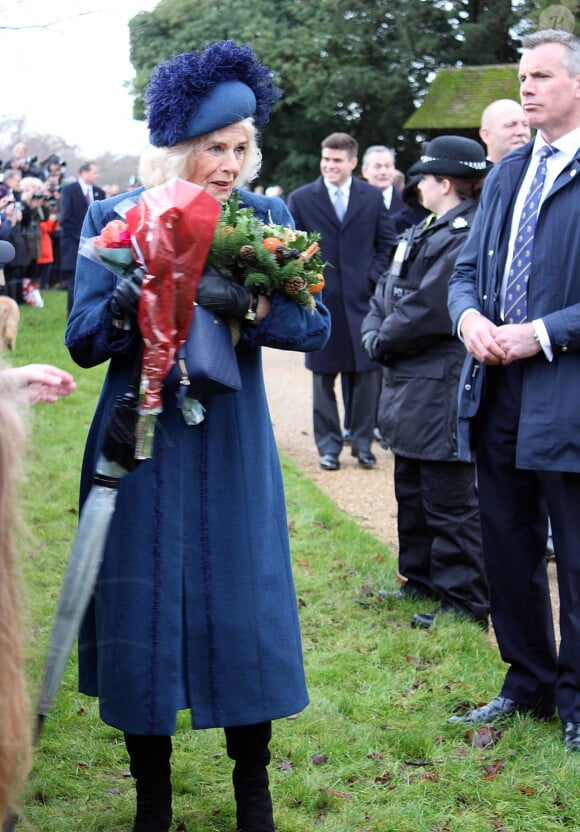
left=0, top=11, right=96, bottom=30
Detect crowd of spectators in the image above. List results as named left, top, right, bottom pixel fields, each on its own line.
left=0, top=143, right=130, bottom=305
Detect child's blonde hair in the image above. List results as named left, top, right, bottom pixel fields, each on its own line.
left=0, top=369, right=31, bottom=822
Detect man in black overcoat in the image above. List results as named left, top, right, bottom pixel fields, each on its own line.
left=288, top=133, right=396, bottom=470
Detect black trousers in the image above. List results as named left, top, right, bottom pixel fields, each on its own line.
left=313, top=369, right=380, bottom=455
left=394, top=454, right=489, bottom=623
left=475, top=363, right=580, bottom=721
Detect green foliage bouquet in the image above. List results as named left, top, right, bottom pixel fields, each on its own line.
left=207, top=193, right=327, bottom=309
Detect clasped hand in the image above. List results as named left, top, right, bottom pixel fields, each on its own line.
left=460, top=313, right=542, bottom=365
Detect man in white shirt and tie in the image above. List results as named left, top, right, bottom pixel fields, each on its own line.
left=288, top=133, right=396, bottom=471
left=448, top=28, right=580, bottom=750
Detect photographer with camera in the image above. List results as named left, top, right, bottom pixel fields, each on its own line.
left=39, top=154, right=67, bottom=184
left=0, top=171, right=26, bottom=303
left=36, top=182, right=59, bottom=290
left=18, top=177, right=43, bottom=288
left=3, top=142, right=43, bottom=180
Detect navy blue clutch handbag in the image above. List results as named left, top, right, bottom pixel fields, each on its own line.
left=164, top=304, right=242, bottom=404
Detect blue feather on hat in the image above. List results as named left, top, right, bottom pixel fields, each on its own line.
left=146, top=40, right=282, bottom=148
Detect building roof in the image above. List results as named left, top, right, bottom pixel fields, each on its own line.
left=404, top=64, right=520, bottom=130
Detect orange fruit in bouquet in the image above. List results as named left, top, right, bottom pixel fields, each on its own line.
left=308, top=274, right=325, bottom=294
left=262, top=236, right=285, bottom=254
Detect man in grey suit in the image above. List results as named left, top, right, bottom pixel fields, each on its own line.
left=288, top=133, right=396, bottom=470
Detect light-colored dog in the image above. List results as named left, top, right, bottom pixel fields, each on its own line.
left=0, top=297, right=20, bottom=351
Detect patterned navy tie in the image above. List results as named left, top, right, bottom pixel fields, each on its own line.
left=505, top=145, right=557, bottom=324
left=334, top=187, right=346, bottom=221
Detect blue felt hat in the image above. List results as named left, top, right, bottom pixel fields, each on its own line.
left=146, top=40, right=281, bottom=148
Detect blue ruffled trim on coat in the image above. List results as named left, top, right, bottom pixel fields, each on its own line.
left=241, top=292, right=330, bottom=352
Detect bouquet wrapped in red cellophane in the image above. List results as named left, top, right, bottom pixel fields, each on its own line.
left=81, top=178, right=221, bottom=458
left=125, top=179, right=221, bottom=415
left=82, top=178, right=221, bottom=411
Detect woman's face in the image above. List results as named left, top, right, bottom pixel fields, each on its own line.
left=188, top=124, right=249, bottom=202
left=417, top=174, right=446, bottom=213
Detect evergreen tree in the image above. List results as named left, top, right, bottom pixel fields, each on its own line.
left=128, top=0, right=539, bottom=189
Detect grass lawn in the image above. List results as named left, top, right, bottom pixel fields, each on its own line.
left=5, top=291, right=578, bottom=831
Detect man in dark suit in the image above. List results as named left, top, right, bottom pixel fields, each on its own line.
left=59, top=162, right=105, bottom=314
left=288, top=133, right=396, bottom=470
left=447, top=29, right=580, bottom=750
left=335, top=144, right=404, bottom=443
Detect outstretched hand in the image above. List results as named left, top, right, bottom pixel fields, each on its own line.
left=1, top=364, right=76, bottom=404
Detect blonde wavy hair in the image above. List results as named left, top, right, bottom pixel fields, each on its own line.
left=0, top=371, right=31, bottom=823
left=138, top=118, right=261, bottom=190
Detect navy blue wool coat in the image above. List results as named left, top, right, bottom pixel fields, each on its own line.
left=65, top=188, right=330, bottom=735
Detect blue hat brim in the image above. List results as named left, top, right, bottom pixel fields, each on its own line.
left=184, top=81, right=257, bottom=140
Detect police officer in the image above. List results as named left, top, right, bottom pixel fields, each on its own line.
left=362, top=136, right=492, bottom=629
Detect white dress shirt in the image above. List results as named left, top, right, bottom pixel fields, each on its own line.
left=503, top=127, right=580, bottom=359
left=323, top=177, right=352, bottom=211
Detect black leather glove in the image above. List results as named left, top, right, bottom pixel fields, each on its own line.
left=196, top=266, right=252, bottom=320
left=110, top=268, right=144, bottom=324
left=361, top=330, right=380, bottom=361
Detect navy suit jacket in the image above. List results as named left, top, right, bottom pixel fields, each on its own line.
left=288, top=176, right=396, bottom=373
left=385, top=186, right=404, bottom=215
left=60, top=180, right=106, bottom=270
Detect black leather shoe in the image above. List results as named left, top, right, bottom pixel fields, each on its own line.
left=411, top=611, right=437, bottom=629
left=448, top=695, right=520, bottom=725
left=319, top=453, right=340, bottom=471
left=377, top=589, right=406, bottom=600
left=351, top=448, right=377, bottom=468
left=449, top=694, right=555, bottom=725
left=564, top=722, right=580, bottom=751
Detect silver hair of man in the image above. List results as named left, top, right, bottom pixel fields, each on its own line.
left=521, top=29, right=580, bottom=75
left=361, top=145, right=396, bottom=168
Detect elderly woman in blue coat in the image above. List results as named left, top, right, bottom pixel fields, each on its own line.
left=65, top=41, right=330, bottom=832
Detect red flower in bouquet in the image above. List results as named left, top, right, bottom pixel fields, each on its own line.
left=93, top=219, right=132, bottom=248
left=80, top=217, right=138, bottom=279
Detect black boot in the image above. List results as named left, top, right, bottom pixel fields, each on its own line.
left=124, top=733, right=173, bottom=832
left=225, top=722, right=274, bottom=832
